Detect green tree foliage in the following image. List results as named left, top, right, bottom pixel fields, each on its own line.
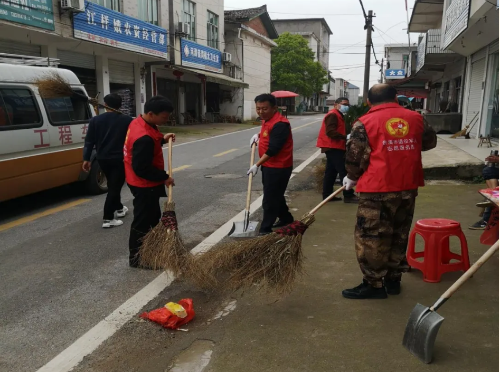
left=271, top=33, right=329, bottom=98
left=344, top=104, right=370, bottom=133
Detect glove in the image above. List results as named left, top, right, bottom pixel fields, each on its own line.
left=250, top=133, right=259, bottom=147
left=343, top=176, right=357, bottom=191
left=247, top=164, right=259, bottom=177
left=346, top=134, right=351, bottom=140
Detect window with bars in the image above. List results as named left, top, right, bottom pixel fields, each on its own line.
left=207, top=11, right=219, bottom=49
left=138, top=0, right=159, bottom=25
left=89, top=0, right=120, bottom=11
left=183, top=0, right=196, bottom=41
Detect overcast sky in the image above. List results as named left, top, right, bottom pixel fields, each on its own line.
left=224, top=0, right=417, bottom=93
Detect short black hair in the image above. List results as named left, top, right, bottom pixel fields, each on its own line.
left=335, top=97, right=349, bottom=104
left=368, top=84, right=398, bottom=104
left=104, top=93, right=122, bottom=110
left=144, top=95, right=174, bottom=114
left=254, top=93, right=277, bottom=107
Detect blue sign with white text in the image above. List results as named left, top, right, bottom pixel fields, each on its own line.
left=73, top=1, right=168, bottom=59
left=385, top=69, right=406, bottom=80
left=181, top=38, right=222, bottom=73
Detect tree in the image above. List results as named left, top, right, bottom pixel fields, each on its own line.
left=271, top=33, right=328, bottom=98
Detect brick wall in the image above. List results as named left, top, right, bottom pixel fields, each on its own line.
left=243, top=17, right=269, bottom=38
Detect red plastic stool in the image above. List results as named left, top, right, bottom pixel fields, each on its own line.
left=407, top=219, right=470, bottom=283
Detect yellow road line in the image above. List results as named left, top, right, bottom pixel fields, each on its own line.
left=292, top=119, right=321, bottom=131
left=172, top=165, right=192, bottom=172
left=0, top=199, right=90, bottom=233
left=213, top=148, right=238, bottom=157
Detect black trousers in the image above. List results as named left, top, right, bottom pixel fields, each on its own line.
left=128, top=184, right=166, bottom=265
left=98, top=158, right=125, bottom=220
left=260, top=166, right=294, bottom=233
left=322, top=149, right=354, bottom=199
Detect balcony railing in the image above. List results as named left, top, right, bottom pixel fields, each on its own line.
left=416, top=29, right=454, bottom=72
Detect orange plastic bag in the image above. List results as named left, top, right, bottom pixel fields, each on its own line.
left=140, top=298, right=195, bottom=329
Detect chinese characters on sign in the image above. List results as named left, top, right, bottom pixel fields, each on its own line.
left=383, top=138, right=416, bottom=152
left=73, top=1, right=168, bottom=59
left=59, top=126, right=73, bottom=145
left=443, top=0, right=470, bottom=49
left=81, top=124, right=88, bottom=140
left=181, top=38, right=222, bottom=73
left=0, top=0, right=54, bottom=31
left=34, top=129, right=49, bottom=148
left=385, top=69, right=406, bottom=80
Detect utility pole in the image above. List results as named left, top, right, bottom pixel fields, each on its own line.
left=379, top=58, right=384, bottom=83
left=362, top=9, right=373, bottom=104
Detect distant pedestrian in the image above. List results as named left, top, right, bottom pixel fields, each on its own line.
left=248, top=93, right=294, bottom=235
left=342, top=84, right=437, bottom=299
left=123, top=96, right=175, bottom=268
left=83, top=93, right=133, bottom=228
left=316, top=97, right=358, bottom=203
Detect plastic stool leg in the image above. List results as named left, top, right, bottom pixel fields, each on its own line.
left=458, top=231, right=471, bottom=270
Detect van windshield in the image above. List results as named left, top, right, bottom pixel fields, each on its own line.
left=44, top=90, right=91, bottom=125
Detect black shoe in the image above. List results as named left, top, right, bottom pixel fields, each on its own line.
left=384, top=279, right=401, bottom=295
left=273, top=219, right=294, bottom=228
left=343, top=195, right=360, bottom=204
left=469, top=220, right=487, bottom=230
left=324, top=196, right=342, bottom=202
left=258, top=231, right=272, bottom=236
left=342, top=281, right=388, bottom=299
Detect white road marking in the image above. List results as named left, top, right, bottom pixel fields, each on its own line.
left=36, top=141, right=322, bottom=372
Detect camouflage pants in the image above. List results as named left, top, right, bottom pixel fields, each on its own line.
left=354, top=194, right=416, bottom=288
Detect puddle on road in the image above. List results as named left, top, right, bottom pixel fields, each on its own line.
left=168, top=340, right=214, bottom=372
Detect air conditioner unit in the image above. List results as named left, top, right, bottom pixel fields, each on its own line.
left=223, top=52, right=232, bottom=63
left=61, top=0, right=84, bottom=12
left=183, top=23, right=191, bottom=35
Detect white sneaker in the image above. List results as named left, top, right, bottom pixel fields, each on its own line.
left=102, top=219, right=124, bottom=228
left=116, top=206, right=129, bottom=218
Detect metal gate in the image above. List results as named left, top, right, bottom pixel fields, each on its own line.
left=465, top=57, right=486, bottom=127
left=0, top=41, right=41, bottom=56
left=109, top=60, right=134, bottom=85
left=57, top=50, right=96, bottom=69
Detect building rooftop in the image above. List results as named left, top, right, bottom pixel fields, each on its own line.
left=271, top=18, right=333, bottom=35
left=347, top=83, right=359, bottom=89
left=224, top=5, right=279, bottom=39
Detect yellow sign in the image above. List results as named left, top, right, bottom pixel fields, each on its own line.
left=263, top=130, right=268, bottom=137
left=386, top=118, right=409, bottom=138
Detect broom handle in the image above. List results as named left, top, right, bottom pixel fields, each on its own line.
left=168, top=137, right=173, bottom=203
left=308, top=186, right=346, bottom=215
left=73, top=91, right=123, bottom=114
left=245, top=143, right=256, bottom=211
left=431, top=240, right=499, bottom=311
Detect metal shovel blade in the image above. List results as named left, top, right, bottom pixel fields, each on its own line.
left=403, top=303, right=445, bottom=364
left=228, top=210, right=259, bottom=238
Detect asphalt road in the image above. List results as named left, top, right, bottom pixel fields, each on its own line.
left=0, top=114, right=325, bottom=372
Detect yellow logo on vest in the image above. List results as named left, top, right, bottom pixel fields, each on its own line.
left=263, top=130, right=268, bottom=137
left=386, top=118, right=409, bottom=138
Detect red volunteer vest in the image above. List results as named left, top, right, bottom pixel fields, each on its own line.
left=124, top=116, right=165, bottom=188
left=356, top=103, right=425, bottom=193
left=258, top=111, right=293, bottom=168
left=316, top=109, right=346, bottom=150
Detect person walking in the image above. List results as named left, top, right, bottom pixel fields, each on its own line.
left=316, top=97, right=358, bottom=203
left=248, top=94, right=294, bottom=235
left=341, top=84, right=437, bottom=299
left=123, top=96, right=175, bottom=268
left=83, top=93, right=133, bottom=228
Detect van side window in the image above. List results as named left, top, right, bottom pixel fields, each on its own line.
left=0, top=88, right=42, bottom=130
left=44, top=90, right=91, bottom=125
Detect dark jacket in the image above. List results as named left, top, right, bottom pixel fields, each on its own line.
left=83, top=112, right=133, bottom=161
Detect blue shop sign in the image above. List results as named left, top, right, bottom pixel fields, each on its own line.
left=385, top=69, right=406, bottom=80
left=181, top=38, right=222, bottom=73
left=73, top=1, right=168, bottom=59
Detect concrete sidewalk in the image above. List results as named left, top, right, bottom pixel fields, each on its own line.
left=206, top=175, right=498, bottom=371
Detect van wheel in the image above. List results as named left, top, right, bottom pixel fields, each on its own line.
left=85, top=160, right=108, bottom=194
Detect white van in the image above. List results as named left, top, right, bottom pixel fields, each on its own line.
left=0, top=64, right=107, bottom=202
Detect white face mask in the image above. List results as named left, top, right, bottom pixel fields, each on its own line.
left=339, top=105, right=349, bottom=113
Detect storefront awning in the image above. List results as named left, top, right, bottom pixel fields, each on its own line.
left=174, top=66, right=249, bottom=88
left=387, top=76, right=429, bottom=98
left=408, top=0, right=444, bottom=33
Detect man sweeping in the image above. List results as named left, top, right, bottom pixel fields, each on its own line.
left=83, top=93, right=133, bottom=228
left=316, top=97, right=358, bottom=203
left=248, top=93, right=294, bottom=235
left=124, top=96, right=175, bottom=268
left=342, top=84, right=437, bottom=299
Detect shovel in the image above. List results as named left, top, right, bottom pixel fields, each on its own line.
left=403, top=240, right=499, bottom=364
left=228, top=142, right=259, bottom=237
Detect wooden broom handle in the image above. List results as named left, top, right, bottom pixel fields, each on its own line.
left=308, top=186, right=346, bottom=215
left=432, top=240, right=499, bottom=309
left=168, top=137, right=173, bottom=202
left=246, top=143, right=256, bottom=211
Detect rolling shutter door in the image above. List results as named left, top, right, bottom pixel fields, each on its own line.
left=109, top=60, right=134, bottom=84
left=489, top=40, right=499, bottom=54
left=0, top=41, right=41, bottom=56
left=57, top=50, right=96, bottom=69
left=465, top=57, right=486, bottom=127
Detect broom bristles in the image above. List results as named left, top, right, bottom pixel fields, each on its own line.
left=33, top=72, right=76, bottom=99
left=191, top=213, right=315, bottom=295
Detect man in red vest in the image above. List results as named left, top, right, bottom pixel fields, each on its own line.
left=341, top=84, right=437, bottom=299
left=248, top=94, right=294, bottom=235
left=316, top=97, right=358, bottom=203
left=124, top=96, right=176, bottom=268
